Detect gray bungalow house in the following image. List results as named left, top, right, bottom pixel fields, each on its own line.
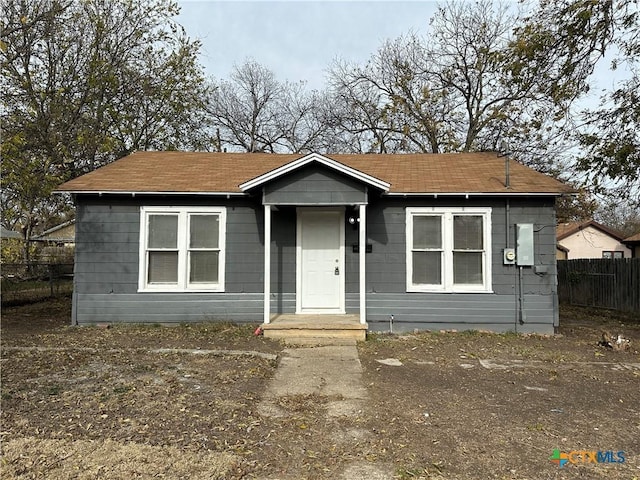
left=57, top=151, right=572, bottom=335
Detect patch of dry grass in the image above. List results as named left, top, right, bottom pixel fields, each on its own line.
left=0, top=437, right=240, bottom=479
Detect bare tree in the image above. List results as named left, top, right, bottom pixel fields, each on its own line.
left=328, top=34, right=457, bottom=154
left=276, top=82, right=331, bottom=153
left=207, top=60, right=335, bottom=154
left=326, top=0, right=573, bottom=164
left=207, top=60, right=284, bottom=152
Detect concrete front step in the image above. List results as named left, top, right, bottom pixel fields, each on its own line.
left=276, top=337, right=358, bottom=346
left=263, top=328, right=366, bottom=343
left=261, top=315, right=367, bottom=344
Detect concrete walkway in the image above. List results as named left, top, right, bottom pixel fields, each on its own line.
left=257, top=345, right=397, bottom=479
left=259, top=344, right=368, bottom=417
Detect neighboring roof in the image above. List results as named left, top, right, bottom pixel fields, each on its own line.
left=1, top=226, right=21, bottom=239
left=56, top=151, right=573, bottom=196
left=623, top=232, right=640, bottom=244
left=33, top=219, right=75, bottom=242
left=557, top=220, right=625, bottom=242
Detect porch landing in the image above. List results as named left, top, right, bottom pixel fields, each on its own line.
left=262, top=314, right=367, bottom=345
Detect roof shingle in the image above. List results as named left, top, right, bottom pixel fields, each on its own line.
left=57, top=151, right=572, bottom=195
left=556, top=219, right=625, bottom=241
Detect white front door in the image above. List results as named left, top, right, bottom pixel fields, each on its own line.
left=297, top=209, right=345, bottom=313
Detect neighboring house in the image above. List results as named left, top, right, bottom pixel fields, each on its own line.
left=556, top=220, right=631, bottom=259
left=1, top=226, right=22, bottom=239
left=556, top=244, right=570, bottom=261
left=622, top=232, right=640, bottom=258
left=33, top=219, right=76, bottom=247
left=33, top=219, right=76, bottom=263
left=57, top=151, right=572, bottom=334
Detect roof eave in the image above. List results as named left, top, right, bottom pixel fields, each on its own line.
left=56, top=190, right=566, bottom=197
left=54, top=190, right=247, bottom=196
left=384, top=191, right=566, bottom=197
left=557, top=219, right=626, bottom=242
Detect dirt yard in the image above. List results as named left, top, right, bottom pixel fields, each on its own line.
left=1, top=298, right=639, bottom=479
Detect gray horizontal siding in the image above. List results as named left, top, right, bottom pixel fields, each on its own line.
left=74, top=290, right=553, bottom=333
left=367, top=321, right=551, bottom=335
left=363, top=197, right=558, bottom=298
left=264, top=165, right=367, bottom=205
left=226, top=204, right=264, bottom=293
left=72, top=194, right=558, bottom=333
left=74, top=197, right=273, bottom=295
left=357, top=293, right=554, bottom=334
left=270, top=208, right=296, bottom=293
left=74, top=202, right=140, bottom=295
left=74, top=293, right=262, bottom=324
left=74, top=293, right=296, bottom=325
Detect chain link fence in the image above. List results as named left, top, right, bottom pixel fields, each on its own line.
left=1, top=263, right=73, bottom=306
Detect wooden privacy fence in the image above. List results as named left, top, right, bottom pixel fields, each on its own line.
left=557, top=258, right=640, bottom=312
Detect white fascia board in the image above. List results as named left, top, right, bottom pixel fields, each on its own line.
left=263, top=201, right=369, bottom=206
left=385, top=192, right=564, bottom=197
left=54, top=190, right=246, bottom=196
left=239, top=152, right=390, bottom=192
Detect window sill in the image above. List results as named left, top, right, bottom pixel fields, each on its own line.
left=138, top=287, right=225, bottom=293
left=407, top=287, right=494, bottom=294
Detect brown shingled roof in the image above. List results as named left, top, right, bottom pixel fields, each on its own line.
left=57, top=151, right=572, bottom=195
left=623, top=232, right=640, bottom=243
left=556, top=219, right=625, bottom=241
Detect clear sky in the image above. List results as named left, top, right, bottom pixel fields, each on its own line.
left=177, top=0, right=441, bottom=89
left=176, top=0, right=627, bottom=103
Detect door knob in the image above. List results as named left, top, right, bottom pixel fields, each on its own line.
left=334, top=267, right=340, bottom=275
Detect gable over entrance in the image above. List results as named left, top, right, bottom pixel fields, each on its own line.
left=262, top=164, right=368, bottom=205
left=239, top=152, right=390, bottom=198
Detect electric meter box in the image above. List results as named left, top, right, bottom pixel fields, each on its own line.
left=516, top=223, right=534, bottom=266
left=503, top=248, right=516, bottom=265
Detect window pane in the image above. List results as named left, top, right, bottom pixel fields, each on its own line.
left=453, top=252, right=483, bottom=284
left=190, top=215, right=219, bottom=249
left=454, top=216, right=483, bottom=250
left=148, top=215, right=178, bottom=248
left=412, top=251, right=441, bottom=284
left=190, top=251, right=219, bottom=283
left=413, top=216, right=441, bottom=249
left=148, top=251, right=178, bottom=283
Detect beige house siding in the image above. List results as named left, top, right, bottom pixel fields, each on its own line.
left=41, top=223, right=75, bottom=244
left=559, top=225, right=631, bottom=259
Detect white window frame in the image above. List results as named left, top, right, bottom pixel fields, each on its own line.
left=139, top=206, right=226, bottom=292
left=406, top=207, right=492, bottom=293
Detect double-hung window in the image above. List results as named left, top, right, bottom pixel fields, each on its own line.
left=139, top=206, right=226, bottom=292
left=406, top=207, right=492, bottom=292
